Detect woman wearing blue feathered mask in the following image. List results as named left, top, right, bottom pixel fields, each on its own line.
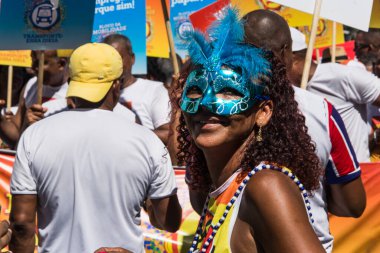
left=170, top=7, right=325, bottom=253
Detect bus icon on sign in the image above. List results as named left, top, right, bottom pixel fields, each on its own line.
left=29, top=2, right=61, bottom=30
left=36, top=6, right=53, bottom=24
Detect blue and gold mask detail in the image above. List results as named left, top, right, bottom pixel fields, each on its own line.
left=180, top=8, right=271, bottom=116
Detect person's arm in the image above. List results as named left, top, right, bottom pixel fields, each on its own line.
left=22, top=103, right=47, bottom=128
left=146, top=139, right=182, bottom=232
left=325, top=102, right=366, bottom=217
left=9, top=194, right=37, bottom=253
left=189, top=189, right=208, bottom=215
left=151, top=85, right=171, bottom=145
left=145, top=194, right=182, bottom=232
left=153, top=123, right=170, bottom=145
left=241, top=170, right=325, bottom=253
left=0, top=88, right=27, bottom=147
left=326, top=178, right=366, bottom=217
left=0, top=220, right=12, bottom=249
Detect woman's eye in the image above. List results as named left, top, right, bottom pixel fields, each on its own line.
left=186, top=86, right=203, bottom=99
left=216, top=88, right=243, bottom=100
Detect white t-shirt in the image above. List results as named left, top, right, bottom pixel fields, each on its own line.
left=11, top=109, right=177, bottom=253
left=23, top=76, right=68, bottom=108
left=119, top=78, right=171, bottom=130
left=307, top=63, right=380, bottom=162
left=294, top=87, right=360, bottom=252
left=346, top=58, right=366, bottom=71
left=43, top=98, right=136, bottom=122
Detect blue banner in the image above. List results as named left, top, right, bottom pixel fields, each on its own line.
left=92, top=0, right=146, bottom=74
left=0, top=0, right=95, bottom=50
left=170, top=0, right=216, bottom=60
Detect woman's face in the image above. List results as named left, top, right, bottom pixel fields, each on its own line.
left=183, top=99, right=259, bottom=152
left=181, top=68, right=272, bottom=152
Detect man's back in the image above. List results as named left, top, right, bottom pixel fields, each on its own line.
left=11, top=109, right=176, bottom=253
left=307, top=62, right=380, bottom=161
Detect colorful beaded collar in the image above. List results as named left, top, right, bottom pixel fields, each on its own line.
left=188, top=163, right=314, bottom=253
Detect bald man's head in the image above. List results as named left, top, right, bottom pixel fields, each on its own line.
left=243, top=10, right=293, bottom=70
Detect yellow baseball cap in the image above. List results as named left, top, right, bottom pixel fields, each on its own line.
left=67, top=43, right=123, bottom=102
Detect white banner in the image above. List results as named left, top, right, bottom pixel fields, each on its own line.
left=271, top=0, right=374, bottom=31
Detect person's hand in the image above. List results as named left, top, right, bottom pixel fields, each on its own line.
left=25, top=104, right=47, bottom=126
left=94, top=247, right=131, bottom=253
left=0, top=220, right=11, bottom=249
left=0, top=100, right=13, bottom=121
left=0, top=100, right=5, bottom=110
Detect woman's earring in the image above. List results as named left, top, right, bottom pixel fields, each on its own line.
left=256, top=126, right=263, bottom=142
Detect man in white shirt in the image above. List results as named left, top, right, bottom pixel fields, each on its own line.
left=103, top=34, right=171, bottom=144
left=0, top=50, right=68, bottom=148
left=348, top=29, right=380, bottom=77
left=289, top=28, right=380, bottom=162
left=9, top=43, right=182, bottom=253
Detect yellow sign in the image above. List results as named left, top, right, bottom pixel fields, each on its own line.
left=297, top=20, right=345, bottom=49
left=0, top=50, right=32, bottom=67
left=231, top=0, right=312, bottom=26
left=370, top=0, right=380, bottom=28
left=231, top=0, right=344, bottom=48
left=57, top=49, right=74, bottom=58
left=146, top=0, right=170, bottom=58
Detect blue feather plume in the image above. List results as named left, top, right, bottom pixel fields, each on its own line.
left=186, top=6, right=271, bottom=82
left=208, top=8, right=244, bottom=58
left=187, top=30, right=212, bottom=66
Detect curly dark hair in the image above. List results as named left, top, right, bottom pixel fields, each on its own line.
left=170, top=54, right=322, bottom=193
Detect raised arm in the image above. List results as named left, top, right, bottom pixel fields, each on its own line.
left=0, top=88, right=27, bottom=148
left=241, top=170, right=325, bottom=253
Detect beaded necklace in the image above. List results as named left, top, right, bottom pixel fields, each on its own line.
left=188, top=163, right=314, bottom=253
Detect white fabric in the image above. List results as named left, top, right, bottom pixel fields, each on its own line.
left=119, top=78, right=171, bottom=129
left=23, top=76, right=68, bottom=108
left=347, top=58, right=379, bottom=133
left=294, top=86, right=332, bottom=253
left=290, top=27, right=307, bottom=51
left=307, top=63, right=380, bottom=162
left=43, top=98, right=136, bottom=122
left=1, top=106, right=18, bottom=115
left=346, top=58, right=367, bottom=71
left=11, top=109, right=176, bottom=253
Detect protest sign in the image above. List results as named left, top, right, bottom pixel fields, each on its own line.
left=0, top=0, right=95, bottom=50
left=270, top=0, right=374, bottom=31
left=92, top=0, right=146, bottom=74
left=297, top=20, right=344, bottom=49
left=189, top=0, right=230, bottom=33
left=146, top=0, right=170, bottom=58
left=370, top=0, right=380, bottom=28
left=0, top=51, right=32, bottom=67
left=231, top=0, right=312, bottom=27
left=170, top=0, right=216, bottom=59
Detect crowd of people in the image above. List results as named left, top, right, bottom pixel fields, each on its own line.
left=0, top=6, right=379, bottom=253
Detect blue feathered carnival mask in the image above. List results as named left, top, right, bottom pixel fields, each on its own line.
left=180, top=7, right=271, bottom=116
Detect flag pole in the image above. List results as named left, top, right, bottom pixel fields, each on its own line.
left=37, top=51, right=45, bottom=105
left=6, top=65, right=13, bottom=112
left=300, top=0, right=323, bottom=89
left=331, top=21, right=337, bottom=63
left=315, top=48, right=321, bottom=64
left=161, top=0, right=180, bottom=75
